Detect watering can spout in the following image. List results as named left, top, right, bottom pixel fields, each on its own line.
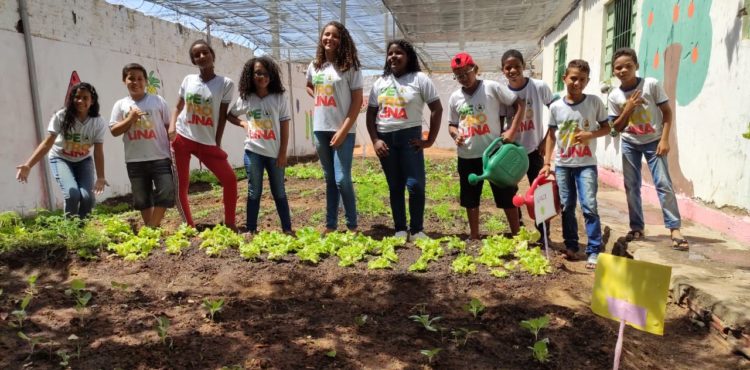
left=468, top=172, right=486, bottom=185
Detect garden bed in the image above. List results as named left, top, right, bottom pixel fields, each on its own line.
left=0, top=157, right=743, bottom=369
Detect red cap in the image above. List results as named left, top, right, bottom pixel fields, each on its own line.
left=451, top=52, right=475, bottom=69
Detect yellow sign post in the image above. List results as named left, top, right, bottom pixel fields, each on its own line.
left=591, top=253, right=672, bottom=369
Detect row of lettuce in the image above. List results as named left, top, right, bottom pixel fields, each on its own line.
left=0, top=211, right=549, bottom=276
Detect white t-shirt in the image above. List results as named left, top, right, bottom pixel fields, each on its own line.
left=176, top=74, right=234, bottom=146
left=306, top=62, right=363, bottom=133
left=505, top=78, right=553, bottom=153
left=368, top=72, right=440, bottom=133
left=230, top=93, right=290, bottom=158
left=48, top=109, right=107, bottom=162
left=109, top=94, right=171, bottom=163
left=608, top=77, right=669, bottom=145
left=448, top=80, right=515, bottom=159
left=549, top=95, right=608, bottom=167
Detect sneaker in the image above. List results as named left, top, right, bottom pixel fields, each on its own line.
left=410, top=231, right=430, bottom=241
left=394, top=230, right=409, bottom=239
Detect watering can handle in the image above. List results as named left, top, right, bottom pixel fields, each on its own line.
left=531, top=173, right=555, bottom=188
left=481, top=137, right=505, bottom=164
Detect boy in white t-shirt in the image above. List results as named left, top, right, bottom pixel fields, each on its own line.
left=608, top=47, right=687, bottom=251
left=110, top=63, right=174, bottom=228
left=540, top=60, right=609, bottom=269
left=447, top=52, right=526, bottom=240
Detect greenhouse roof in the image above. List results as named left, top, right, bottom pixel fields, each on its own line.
left=138, top=0, right=580, bottom=72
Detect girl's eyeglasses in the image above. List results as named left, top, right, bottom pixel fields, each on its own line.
left=452, top=67, right=475, bottom=80
left=254, top=72, right=269, bottom=78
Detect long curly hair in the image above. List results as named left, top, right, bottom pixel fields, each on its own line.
left=382, top=39, right=421, bottom=77
left=62, top=82, right=100, bottom=136
left=238, top=56, right=285, bottom=100
left=313, top=21, right=360, bottom=72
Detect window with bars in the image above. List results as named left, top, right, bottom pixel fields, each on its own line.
left=553, top=36, right=567, bottom=92
left=603, top=0, right=636, bottom=80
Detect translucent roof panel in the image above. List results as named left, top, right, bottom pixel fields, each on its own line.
left=383, top=0, right=579, bottom=71
left=146, top=0, right=394, bottom=69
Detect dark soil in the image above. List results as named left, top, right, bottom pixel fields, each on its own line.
left=0, top=155, right=746, bottom=370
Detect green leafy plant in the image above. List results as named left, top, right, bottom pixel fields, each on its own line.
left=64, top=279, right=92, bottom=316
left=108, top=227, right=162, bottom=261
left=67, top=334, right=81, bottom=359
left=409, top=238, right=445, bottom=272
left=154, top=315, right=173, bottom=348
left=463, top=298, right=485, bottom=319
left=520, top=315, right=550, bottom=341
left=110, top=281, right=130, bottom=291
left=198, top=225, right=243, bottom=257
left=409, top=314, right=442, bottom=332
left=451, top=253, right=476, bottom=274
left=530, top=338, right=550, bottom=363
left=11, top=294, right=32, bottom=328
left=203, top=298, right=224, bottom=321
left=56, top=349, right=72, bottom=367
left=324, top=349, right=337, bottom=358
left=490, top=269, right=508, bottom=278
left=25, top=274, right=39, bottom=296
left=165, top=224, right=197, bottom=255
left=420, top=348, right=442, bottom=364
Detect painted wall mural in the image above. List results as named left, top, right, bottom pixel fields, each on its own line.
left=639, top=0, right=712, bottom=106
left=146, top=70, right=161, bottom=94
left=636, top=0, right=713, bottom=196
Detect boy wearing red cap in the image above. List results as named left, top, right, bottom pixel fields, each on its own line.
left=448, top=52, right=526, bottom=240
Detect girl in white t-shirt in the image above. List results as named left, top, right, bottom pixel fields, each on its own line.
left=305, top=21, right=363, bottom=233
left=168, top=40, right=237, bottom=230
left=366, top=39, right=443, bottom=241
left=228, top=56, right=292, bottom=234
left=16, top=82, right=108, bottom=218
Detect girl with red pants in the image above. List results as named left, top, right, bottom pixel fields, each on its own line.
left=168, top=40, right=237, bottom=229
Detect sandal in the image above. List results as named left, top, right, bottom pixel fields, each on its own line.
left=625, top=230, right=645, bottom=242
left=585, top=253, right=599, bottom=270
left=559, top=249, right=578, bottom=261
left=671, top=238, right=689, bottom=251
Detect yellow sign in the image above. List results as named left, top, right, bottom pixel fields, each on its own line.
left=591, top=254, right=672, bottom=335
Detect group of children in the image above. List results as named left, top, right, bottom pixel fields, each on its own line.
left=15, top=20, right=688, bottom=268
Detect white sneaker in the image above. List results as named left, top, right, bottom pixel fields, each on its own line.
left=394, top=230, right=408, bottom=239
left=409, top=231, right=430, bottom=241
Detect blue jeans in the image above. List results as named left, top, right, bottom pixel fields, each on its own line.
left=244, top=150, right=292, bottom=232
left=49, top=156, right=95, bottom=218
left=621, top=139, right=681, bottom=230
left=314, top=131, right=357, bottom=230
left=555, top=165, right=601, bottom=255
left=377, top=126, right=425, bottom=233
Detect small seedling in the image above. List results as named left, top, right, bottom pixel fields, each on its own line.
left=10, top=294, right=32, bottom=328
left=203, top=298, right=224, bottom=321
left=409, top=314, right=442, bottom=332
left=68, top=334, right=81, bottom=358
left=420, top=348, right=442, bottom=364
left=154, top=315, right=173, bottom=348
left=25, top=274, right=39, bottom=296
left=451, top=327, right=478, bottom=347
left=530, top=338, right=550, bottom=363
left=57, top=349, right=72, bottom=367
left=354, top=314, right=369, bottom=327
left=65, top=279, right=92, bottom=316
left=520, top=315, right=550, bottom=341
left=18, top=331, right=48, bottom=358
left=110, top=281, right=130, bottom=291
left=324, top=349, right=337, bottom=358
left=463, top=298, right=485, bottom=319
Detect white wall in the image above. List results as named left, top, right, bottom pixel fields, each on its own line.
left=1, top=0, right=316, bottom=214
left=539, top=0, right=750, bottom=211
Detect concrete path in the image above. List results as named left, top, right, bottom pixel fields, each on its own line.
left=596, top=184, right=750, bottom=356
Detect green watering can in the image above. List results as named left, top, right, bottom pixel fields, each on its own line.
left=468, top=138, right=529, bottom=187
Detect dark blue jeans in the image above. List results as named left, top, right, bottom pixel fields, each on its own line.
left=377, top=126, right=426, bottom=233
left=49, top=156, right=95, bottom=218
left=244, top=150, right=292, bottom=232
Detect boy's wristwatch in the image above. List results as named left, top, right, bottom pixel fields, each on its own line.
left=608, top=121, right=619, bottom=137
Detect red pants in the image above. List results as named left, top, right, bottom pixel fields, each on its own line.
left=172, top=134, right=237, bottom=227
